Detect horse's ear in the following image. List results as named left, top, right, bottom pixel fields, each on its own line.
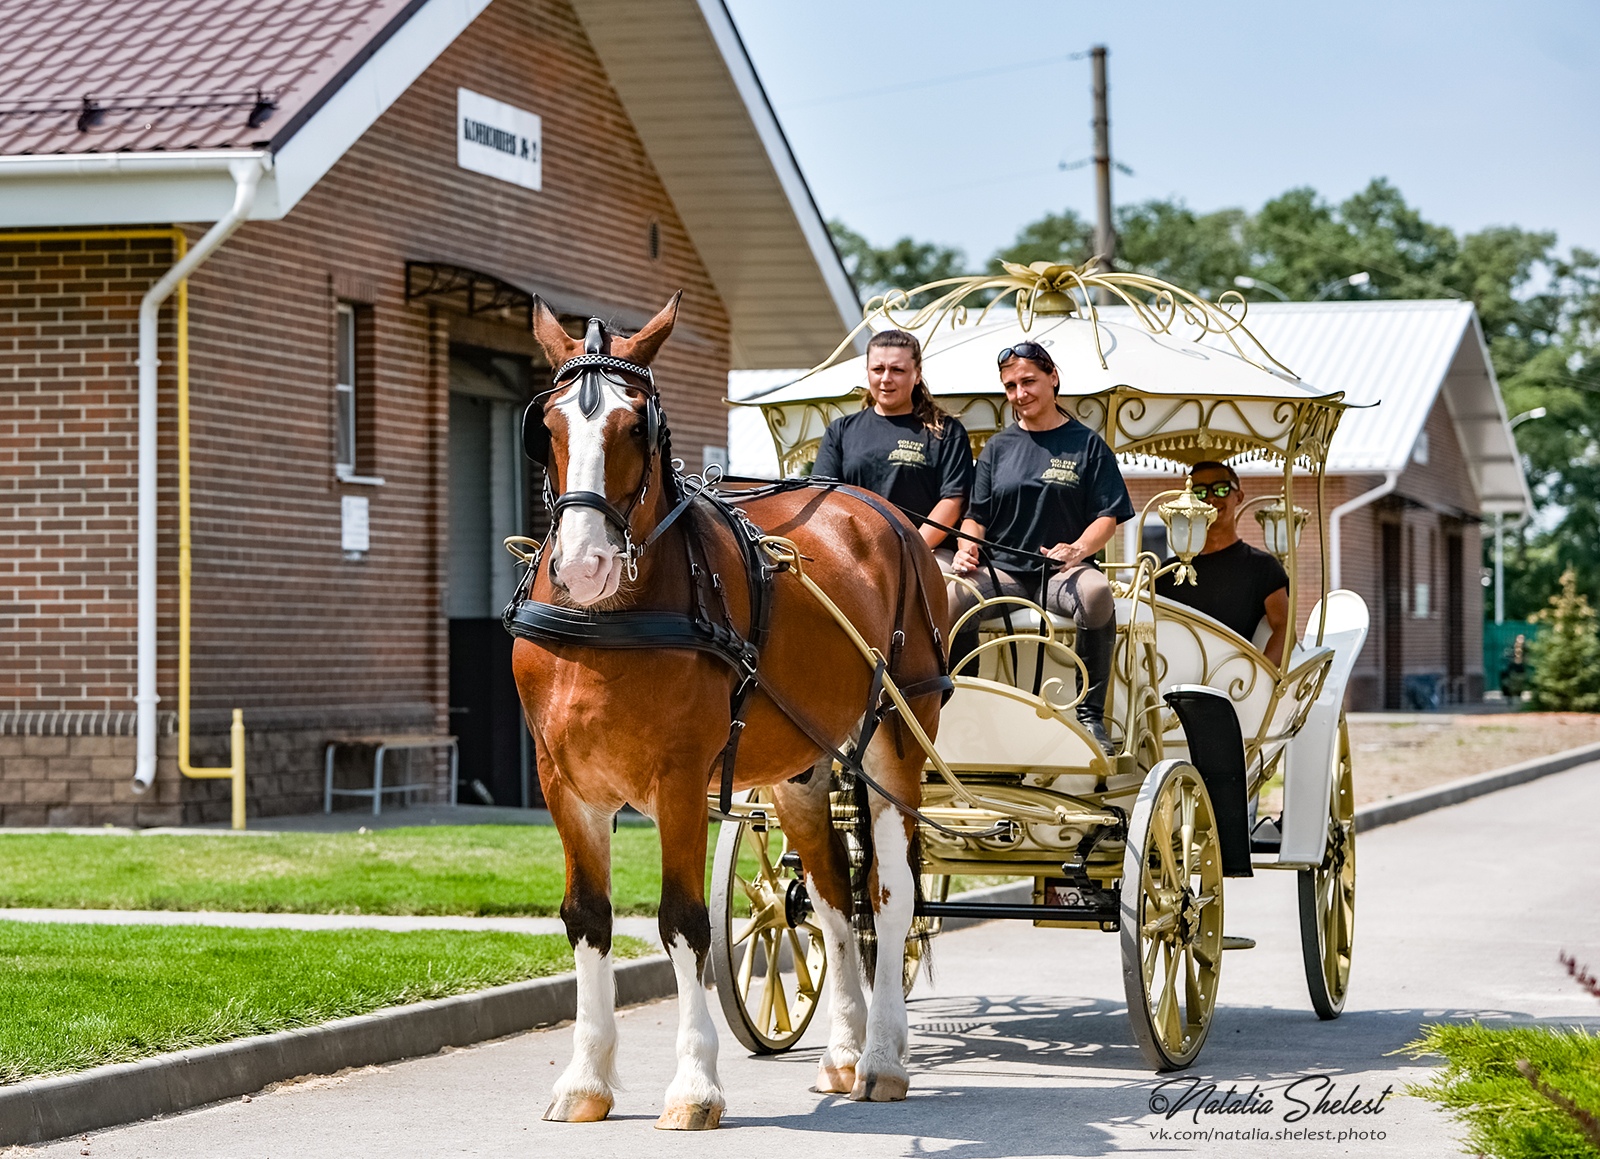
left=613, top=291, right=682, bottom=367
left=531, top=296, right=581, bottom=368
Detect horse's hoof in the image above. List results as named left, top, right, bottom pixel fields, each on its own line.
left=543, top=1093, right=613, bottom=1123
left=814, top=1063, right=856, bottom=1093
left=655, top=1102, right=723, bottom=1130
left=849, top=1073, right=909, bottom=1102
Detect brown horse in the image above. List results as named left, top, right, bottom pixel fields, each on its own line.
left=509, top=295, right=948, bottom=1129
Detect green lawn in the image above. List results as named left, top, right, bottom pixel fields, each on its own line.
left=0, top=826, right=669, bottom=916
left=0, top=921, right=650, bottom=1082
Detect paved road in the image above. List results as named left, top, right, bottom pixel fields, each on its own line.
left=27, top=763, right=1600, bottom=1158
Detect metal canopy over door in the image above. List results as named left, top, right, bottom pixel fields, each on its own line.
left=447, top=347, right=540, bottom=807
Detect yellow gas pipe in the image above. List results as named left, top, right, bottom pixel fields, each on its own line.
left=4, top=229, right=247, bottom=827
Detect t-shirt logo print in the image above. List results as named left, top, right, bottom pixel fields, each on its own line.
left=887, top=439, right=930, bottom=467
left=1041, top=457, right=1080, bottom=486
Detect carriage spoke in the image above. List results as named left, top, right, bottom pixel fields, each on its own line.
left=1156, top=947, right=1181, bottom=1044
left=766, top=936, right=793, bottom=1034
left=1179, top=786, right=1197, bottom=881
left=1142, top=928, right=1164, bottom=983
left=731, top=915, right=761, bottom=948
left=787, top=927, right=817, bottom=997
left=736, top=927, right=758, bottom=999
left=755, top=932, right=779, bottom=1032
left=1184, top=945, right=1203, bottom=1019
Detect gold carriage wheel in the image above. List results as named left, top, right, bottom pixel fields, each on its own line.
left=1298, top=716, right=1355, bottom=1019
left=1119, top=760, right=1225, bottom=1071
left=708, top=791, right=829, bottom=1054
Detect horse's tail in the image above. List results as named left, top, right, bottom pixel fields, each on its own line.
left=847, top=776, right=931, bottom=989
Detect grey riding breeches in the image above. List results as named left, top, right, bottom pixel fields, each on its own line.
left=948, top=561, right=1115, bottom=633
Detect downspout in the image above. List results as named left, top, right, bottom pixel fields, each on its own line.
left=133, top=157, right=269, bottom=823
left=1328, top=471, right=1400, bottom=591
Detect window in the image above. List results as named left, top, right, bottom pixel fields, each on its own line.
left=334, top=302, right=383, bottom=486
left=334, top=303, right=357, bottom=475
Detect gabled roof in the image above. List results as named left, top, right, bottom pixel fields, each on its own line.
left=0, top=0, right=419, bottom=154
left=0, top=0, right=855, bottom=368
left=1221, top=301, right=1529, bottom=515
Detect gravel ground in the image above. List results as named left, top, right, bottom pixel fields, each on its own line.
left=1345, top=711, right=1600, bottom=805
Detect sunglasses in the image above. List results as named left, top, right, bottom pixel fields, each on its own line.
left=1190, top=481, right=1237, bottom=500
left=996, top=341, right=1054, bottom=369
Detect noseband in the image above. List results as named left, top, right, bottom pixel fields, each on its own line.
left=524, top=319, right=673, bottom=582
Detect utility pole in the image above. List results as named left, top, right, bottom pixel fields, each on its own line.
left=1091, top=45, right=1115, bottom=278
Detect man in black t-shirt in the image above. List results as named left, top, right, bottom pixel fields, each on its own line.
left=1155, top=461, right=1290, bottom=665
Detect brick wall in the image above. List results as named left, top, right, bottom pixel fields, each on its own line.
left=0, top=0, right=736, bottom=823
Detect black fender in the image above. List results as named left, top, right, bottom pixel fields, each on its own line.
left=1163, top=685, right=1253, bottom=878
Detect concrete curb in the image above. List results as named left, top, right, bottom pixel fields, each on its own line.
left=0, top=955, right=676, bottom=1147
left=1354, top=740, right=1600, bottom=833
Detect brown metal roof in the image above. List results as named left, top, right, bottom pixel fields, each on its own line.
left=0, top=0, right=423, bottom=155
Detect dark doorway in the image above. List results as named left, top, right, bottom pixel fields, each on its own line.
left=1446, top=530, right=1465, bottom=700
left=447, top=348, right=543, bottom=807
left=1381, top=521, right=1404, bottom=710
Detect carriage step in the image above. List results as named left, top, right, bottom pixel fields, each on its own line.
left=1222, top=935, right=1257, bottom=951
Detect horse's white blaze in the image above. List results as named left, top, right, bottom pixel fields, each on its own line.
left=550, top=941, right=620, bottom=1104
left=662, top=935, right=725, bottom=1112
left=858, top=802, right=914, bottom=1083
left=808, top=888, right=867, bottom=1074
left=551, top=381, right=631, bottom=605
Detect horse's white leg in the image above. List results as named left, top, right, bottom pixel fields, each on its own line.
left=657, top=934, right=725, bottom=1129
left=808, top=887, right=868, bottom=1093
left=654, top=784, right=724, bottom=1130
left=852, top=798, right=915, bottom=1102
left=545, top=802, right=619, bottom=1123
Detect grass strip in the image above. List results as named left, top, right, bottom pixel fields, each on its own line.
left=1406, top=1022, right=1600, bottom=1158
left=0, top=920, right=649, bottom=1082
left=0, top=826, right=667, bottom=916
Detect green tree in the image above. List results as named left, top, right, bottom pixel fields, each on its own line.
left=1526, top=566, right=1600, bottom=712
left=828, top=219, right=969, bottom=305
left=994, top=208, right=1094, bottom=269
left=1117, top=202, right=1249, bottom=298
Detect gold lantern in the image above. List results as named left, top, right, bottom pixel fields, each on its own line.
left=1254, top=497, right=1309, bottom=561
left=1158, top=487, right=1217, bottom=585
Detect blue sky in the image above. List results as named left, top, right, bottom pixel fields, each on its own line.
left=724, top=0, right=1600, bottom=269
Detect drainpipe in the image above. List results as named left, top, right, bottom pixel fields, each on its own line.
left=133, top=156, right=269, bottom=800
left=1328, top=471, right=1400, bottom=591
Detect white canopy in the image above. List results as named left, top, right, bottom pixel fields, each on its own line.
left=740, top=305, right=1346, bottom=475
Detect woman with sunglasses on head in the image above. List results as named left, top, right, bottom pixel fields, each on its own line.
left=1154, top=461, right=1290, bottom=665
left=811, top=329, right=974, bottom=551
left=950, top=341, right=1134, bottom=754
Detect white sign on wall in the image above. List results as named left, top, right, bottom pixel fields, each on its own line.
left=457, top=88, right=542, bottom=191
left=341, top=495, right=370, bottom=553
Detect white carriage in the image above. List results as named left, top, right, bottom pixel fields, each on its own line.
left=708, top=263, right=1367, bottom=1071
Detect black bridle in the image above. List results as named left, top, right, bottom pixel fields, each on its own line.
left=523, top=319, right=676, bottom=582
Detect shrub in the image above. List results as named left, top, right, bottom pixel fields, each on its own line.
left=1528, top=567, right=1600, bottom=712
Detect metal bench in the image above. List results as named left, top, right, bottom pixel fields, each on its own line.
left=323, top=734, right=459, bottom=816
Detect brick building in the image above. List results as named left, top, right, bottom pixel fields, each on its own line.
left=0, top=0, right=855, bottom=824
left=732, top=300, right=1530, bottom=712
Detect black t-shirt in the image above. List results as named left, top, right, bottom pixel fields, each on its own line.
left=969, top=418, right=1135, bottom=573
left=811, top=408, right=974, bottom=520
left=1156, top=539, right=1289, bottom=641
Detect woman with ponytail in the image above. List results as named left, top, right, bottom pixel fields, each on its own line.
left=811, top=329, right=974, bottom=551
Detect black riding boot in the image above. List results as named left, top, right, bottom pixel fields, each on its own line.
left=1074, top=622, right=1117, bottom=756
left=949, top=623, right=980, bottom=676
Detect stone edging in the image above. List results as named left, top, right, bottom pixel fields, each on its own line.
left=5, top=741, right=1597, bottom=1145
left=0, top=956, right=675, bottom=1147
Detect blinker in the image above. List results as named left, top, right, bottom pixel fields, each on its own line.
left=522, top=398, right=552, bottom=465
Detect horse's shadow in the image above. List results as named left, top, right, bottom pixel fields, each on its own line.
left=717, top=993, right=1598, bottom=1155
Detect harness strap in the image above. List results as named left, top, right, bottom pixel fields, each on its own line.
left=504, top=601, right=758, bottom=675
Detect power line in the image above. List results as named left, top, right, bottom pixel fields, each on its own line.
left=789, top=50, right=1090, bottom=110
